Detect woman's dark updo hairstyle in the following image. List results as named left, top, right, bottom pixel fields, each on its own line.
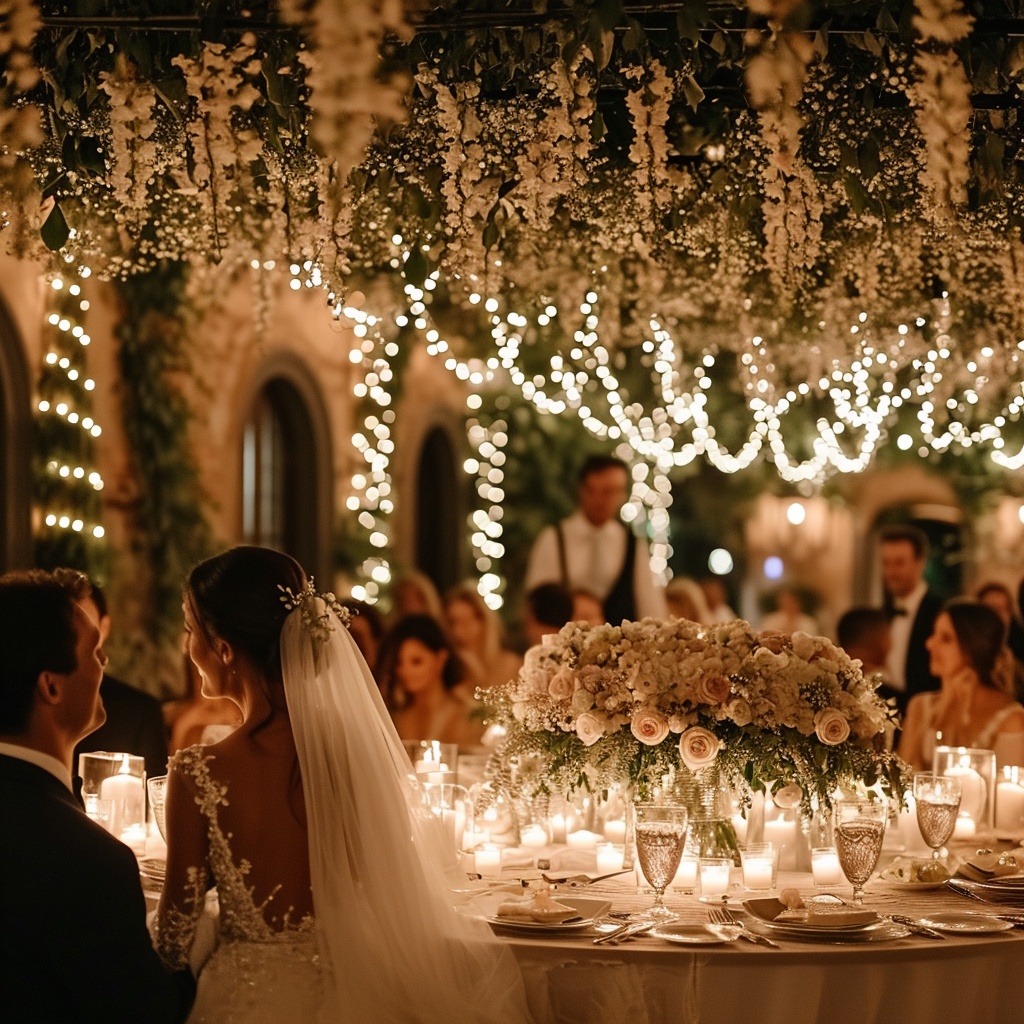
left=378, top=613, right=464, bottom=707
left=186, top=546, right=306, bottom=687
left=944, top=598, right=1008, bottom=690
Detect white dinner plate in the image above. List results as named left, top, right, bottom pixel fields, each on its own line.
left=483, top=895, right=611, bottom=934
left=876, top=879, right=948, bottom=892
left=747, top=918, right=910, bottom=943
left=916, top=912, right=1015, bottom=935
left=650, top=924, right=733, bottom=946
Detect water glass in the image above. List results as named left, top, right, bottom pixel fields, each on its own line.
left=834, top=798, right=887, bottom=906
left=739, top=843, right=776, bottom=891
left=634, top=804, right=688, bottom=920
left=913, top=772, right=961, bottom=860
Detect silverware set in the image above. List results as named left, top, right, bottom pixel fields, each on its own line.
left=707, top=907, right=779, bottom=948
left=592, top=920, right=654, bottom=945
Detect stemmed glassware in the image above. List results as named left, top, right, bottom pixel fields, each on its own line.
left=633, top=804, right=689, bottom=921
left=833, top=798, right=888, bottom=907
left=913, top=773, right=962, bottom=861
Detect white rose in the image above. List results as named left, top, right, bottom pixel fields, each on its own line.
left=630, top=710, right=670, bottom=746
left=575, top=712, right=605, bottom=747
left=814, top=708, right=851, bottom=746
left=678, top=726, right=720, bottom=771
left=548, top=667, right=575, bottom=699
left=727, top=698, right=752, bottom=727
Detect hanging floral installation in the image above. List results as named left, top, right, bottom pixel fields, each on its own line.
left=0, top=0, right=1023, bottom=488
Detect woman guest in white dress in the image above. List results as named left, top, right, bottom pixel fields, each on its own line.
left=898, top=599, right=1024, bottom=770
left=443, top=583, right=522, bottom=696
left=156, top=547, right=532, bottom=1024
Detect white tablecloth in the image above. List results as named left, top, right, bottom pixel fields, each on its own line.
left=501, top=874, right=1024, bottom=1024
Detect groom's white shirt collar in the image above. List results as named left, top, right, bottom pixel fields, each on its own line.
left=0, top=741, right=73, bottom=792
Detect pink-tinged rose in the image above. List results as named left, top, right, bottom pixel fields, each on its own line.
left=814, top=708, right=850, bottom=746
left=678, top=726, right=719, bottom=771
left=548, top=667, right=575, bottom=699
left=726, top=698, right=752, bottom=727
left=772, top=783, right=803, bottom=809
left=630, top=710, right=670, bottom=746
left=575, top=712, right=605, bottom=747
left=696, top=673, right=732, bottom=705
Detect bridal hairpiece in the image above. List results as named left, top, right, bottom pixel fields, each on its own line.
left=278, top=578, right=350, bottom=643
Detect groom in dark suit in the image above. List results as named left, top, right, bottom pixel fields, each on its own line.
left=0, top=569, right=194, bottom=1024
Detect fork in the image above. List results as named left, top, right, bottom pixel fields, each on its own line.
left=708, top=908, right=779, bottom=948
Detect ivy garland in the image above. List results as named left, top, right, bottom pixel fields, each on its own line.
left=111, top=261, right=212, bottom=691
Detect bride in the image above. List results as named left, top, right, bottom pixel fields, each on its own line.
left=156, top=546, right=533, bottom=1023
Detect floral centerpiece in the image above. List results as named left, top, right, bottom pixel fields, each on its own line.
left=487, top=617, right=906, bottom=818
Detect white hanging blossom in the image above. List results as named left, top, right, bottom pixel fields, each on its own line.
left=910, top=0, right=974, bottom=213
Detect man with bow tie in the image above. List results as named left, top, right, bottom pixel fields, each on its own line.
left=880, top=524, right=942, bottom=717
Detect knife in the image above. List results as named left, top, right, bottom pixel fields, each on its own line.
left=886, top=914, right=946, bottom=939
left=592, top=921, right=653, bottom=945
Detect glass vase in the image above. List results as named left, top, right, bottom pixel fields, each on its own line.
left=681, top=768, right=741, bottom=864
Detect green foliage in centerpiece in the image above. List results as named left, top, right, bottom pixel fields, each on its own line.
left=487, top=617, right=908, bottom=817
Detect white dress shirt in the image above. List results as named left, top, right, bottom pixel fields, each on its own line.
left=0, top=740, right=73, bottom=791
left=885, top=579, right=929, bottom=692
left=524, top=511, right=667, bottom=620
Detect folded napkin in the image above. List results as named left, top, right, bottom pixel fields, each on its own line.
left=957, top=851, right=1023, bottom=883
left=495, top=891, right=579, bottom=923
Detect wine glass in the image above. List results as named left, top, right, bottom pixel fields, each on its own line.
left=833, top=798, right=887, bottom=907
left=913, top=772, right=962, bottom=861
left=633, top=804, right=688, bottom=921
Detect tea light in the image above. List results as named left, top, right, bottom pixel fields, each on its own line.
left=996, top=776, right=1024, bottom=830
left=596, top=843, right=624, bottom=873
left=550, top=813, right=568, bottom=844
left=566, top=829, right=601, bottom=850
left=699, top=858, right=731, bottom=897
left=740, top=845, right=775, bottom=891
left=520, top=825, right=548, bottom=848
left=672, top=855, right=698, bottom=891
left=953, top=813, right=977, bottom=840
left=474, top=843, right=502, bottom=877
left=811, top=847, right=844, bottom=886
left=604, top=818, right=627, bottom=844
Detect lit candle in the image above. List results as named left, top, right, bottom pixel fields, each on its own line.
left=99, top=755, right=144, bottom=839
left=596, top=843, right=624, bottom=873
left=474, top=843, right=502, bottom=878
left=604, top=818, right=627, bottom=844
left=953, top=813, right=977, bottom=840
left=520, top=825, right=548, bottom=848
left=699, top=858, right=731, bottom=897
left=550, top=813, right=568, bottom=844
left=414, top=759, right=440, bottom=775
left=763, top=817, right=798, bottom=870
left=740, top=849, right=774, bottom=891
left=811, top=847, right=844, bottom=886
left=566, top=829, right=601, bottom=850
left=944, top=766, right=987, bottom=822
left=731, top=812, right=748, bottom=845
left=996, top=779, right=1024, bottom=831
left=672, top=855, right=698, bottom=891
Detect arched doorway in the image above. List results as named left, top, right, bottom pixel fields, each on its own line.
left=0, top=296, right=31, bottom=572
left=241, top=354, right=333, bottom=582
left=414, top=426, right=462, bottom=595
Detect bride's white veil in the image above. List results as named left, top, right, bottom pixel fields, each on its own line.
left=280, top=603, right=534, bottom=1024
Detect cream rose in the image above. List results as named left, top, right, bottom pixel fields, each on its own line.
left=726, top=698, right=752, bottom=727
left=814, top=708, right=851, bottom=746
left=575, top=712, right=605, bottom=747
left=548, top=667, right=575, bottom=699
left=696, top=673, right=732, bottom=705
left=630, top=710, right=670, bottom=746
left=678, top=726, right=719, bottom=771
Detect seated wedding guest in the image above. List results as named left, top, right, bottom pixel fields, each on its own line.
left=0, top=569, right=194, bottom=1024
left=977, top=580, right=1024, bottom=689
left=571, top=588, right=606, bottom=625
left=68, top=574, right=169, bottom=781
left=390, top=569, right=444, bottom=625
left=664, top=576, right=711, bottom=623
left=342, top=598, right=385, bottom=673
left=898, top=599, right=1024, bottom=770
left=700, top=576, right=737, bottom=624
left=165, top=631, right=242, bottom=752
left=443, top=583, right=522, bottom=694
left=379, top=614, right=483, bottom=748
left=761, top=586, right=818, bottom=635
left=837, top=606, right=901, bottom=725
left=523, top=582, right=574, bottom=648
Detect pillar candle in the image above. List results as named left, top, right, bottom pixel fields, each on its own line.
left=996, top=781, right=1024, bottom=831
left=603, top=818, right=627, bottom=844
left=811, top=848, right=843, bottom=886
left=474, top=844, right=502, bottom=878
left=99, top=759, right=144, bottom=839
left=596, top=843, right=624, bottom=873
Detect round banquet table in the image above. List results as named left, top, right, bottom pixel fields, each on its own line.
left=489, top=871, right=1024, bottom=1024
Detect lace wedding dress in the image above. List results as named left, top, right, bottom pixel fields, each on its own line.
left=157, top=595, right=533, bottom=1024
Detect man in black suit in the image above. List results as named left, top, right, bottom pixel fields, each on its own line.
left=0, top=569, right=194, bottom=1024
left=72, top=578, right=169, bottom=782
left=880, top=524, right=942, bottom=717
